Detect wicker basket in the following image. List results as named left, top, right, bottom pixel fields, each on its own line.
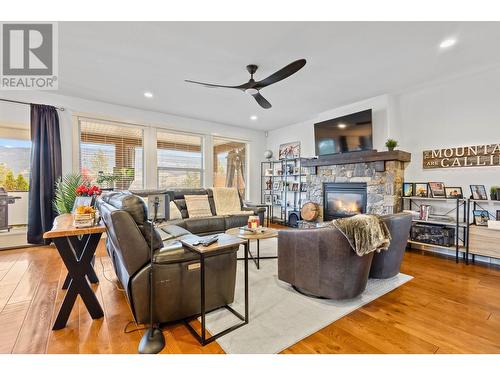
left=73, top=212, right=95, bottom=228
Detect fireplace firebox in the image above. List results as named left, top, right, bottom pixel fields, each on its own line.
left=323, top=182, right=367, bottom=220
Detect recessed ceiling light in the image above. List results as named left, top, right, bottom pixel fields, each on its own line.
left=250, top=115, right=258, bottom=121
left=338, top=123, right=347, bottom=129
left=439, top=38, right=457, bottom=49
left=144, top=91, right=153, bottom=98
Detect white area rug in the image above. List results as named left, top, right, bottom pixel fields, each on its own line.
left=203, top=238, right=412, bottom=354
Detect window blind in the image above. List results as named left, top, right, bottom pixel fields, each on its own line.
left=79, top=118, right=144, bottom=190
left=157, top=131, right=203, bottom=189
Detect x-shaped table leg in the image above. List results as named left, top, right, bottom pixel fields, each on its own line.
left=52, top=233, right=104, bottom=330
left=62, top=234, right=99, bottom=289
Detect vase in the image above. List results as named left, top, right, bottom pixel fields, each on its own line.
left=388, top=146, right=395, bottom=152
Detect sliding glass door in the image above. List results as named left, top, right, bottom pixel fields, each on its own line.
left=213, top=137, right=247, bottom=197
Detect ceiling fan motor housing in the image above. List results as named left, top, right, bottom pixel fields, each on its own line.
left=246, top=64, right=258, bottom=75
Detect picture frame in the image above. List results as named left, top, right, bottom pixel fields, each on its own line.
left=301, top=182, right=308, bottom=192
left=470, top=185, right=488, bottom=200
left=414, top=183, right=429, bottom=198
left=272, top=181, right=280, bottom=191
left=278, top=141, right=301, bottom=160
left=428, top=182, right=446, bottom=198
left=445, top=187, right=463, bottom=199
left=473, top=210, right=490, bottom=226
left=402, top=182, right=413, bottom=197
left=264, top=168, right=273, bottom=176
left=273, top=194, right=281, bottom=205
left=72, top=196, right=93, bottom=213
left=263, top=194, right=272, bottom=205
left=265, top=178, right=272, bottom=190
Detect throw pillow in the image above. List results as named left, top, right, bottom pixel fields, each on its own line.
left=184, top=195, right=213, bottom=218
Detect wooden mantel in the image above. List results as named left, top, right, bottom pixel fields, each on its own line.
left=302, top=150, right=411, bottom=172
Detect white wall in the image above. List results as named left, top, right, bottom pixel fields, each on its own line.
left=0, top=92, right=267, bottom=203
left=266, top=94, right=391, bottom=158
left=395, top=66, right=500, bottom=194
left=267, top=67, right=500, bottom=195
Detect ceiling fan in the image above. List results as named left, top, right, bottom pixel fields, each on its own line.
left=185, top=59, right=306, bottom=109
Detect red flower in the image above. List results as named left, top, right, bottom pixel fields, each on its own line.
left=76, top=184, right=102, bottom=196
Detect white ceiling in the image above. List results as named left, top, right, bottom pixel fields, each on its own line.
left=58, top=22, right=500, bottom=131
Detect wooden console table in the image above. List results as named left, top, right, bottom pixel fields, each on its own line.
left=43, top=214, right=106, bottom=330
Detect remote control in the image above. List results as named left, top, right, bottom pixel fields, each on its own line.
left=201, top=235, right=218, bottom=247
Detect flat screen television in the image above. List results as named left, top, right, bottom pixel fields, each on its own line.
left=314, top=109, right=373, bottom=156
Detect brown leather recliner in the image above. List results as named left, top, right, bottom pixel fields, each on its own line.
left=370, top=213, right=412, bottom=279
left=277, top=213, right=412, bottom=300
left=97, top=191, right=239, bottom=324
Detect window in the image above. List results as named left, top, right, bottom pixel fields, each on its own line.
left=213, top=137, right=247, bottom=197
left=157, top=131, right=203, bottom=189
left=79, top=118, right=144, bottom=190
left=0, top=124, right=31, bottom=192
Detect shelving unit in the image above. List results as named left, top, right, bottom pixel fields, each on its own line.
left=401, top=196, right=468, bottom=263
left=401, top=197, right=500, bottom=265
left=261, top=157, right=310, bottom=226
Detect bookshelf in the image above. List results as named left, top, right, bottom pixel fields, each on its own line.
left=402, top=196, right=500, bottom=264
left=261, top=157, right=310, bottom=226
left=401, top=196, right=468, bottom=263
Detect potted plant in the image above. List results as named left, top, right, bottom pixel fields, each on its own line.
left=385, top=139, right=398, bottom=152
left=96, top=172, right=117, bottom=190
left=490, top=186, right=500, bottom=201
left=54, top=173, right=83, bottom=214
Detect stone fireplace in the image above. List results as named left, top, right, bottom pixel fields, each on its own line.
left=304, top=153, right=409, bottom=219
left=323, top=182, right=367, bottom=220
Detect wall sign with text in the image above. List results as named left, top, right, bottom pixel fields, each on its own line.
left=423, top=144, right=500, bottom=169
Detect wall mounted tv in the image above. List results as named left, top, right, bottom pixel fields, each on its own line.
left=314, top=109, right=373, bottom=156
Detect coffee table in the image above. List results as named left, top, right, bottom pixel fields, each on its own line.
left=225, top=227, right=278, bottom=270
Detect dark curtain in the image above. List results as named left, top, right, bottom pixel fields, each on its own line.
left=28, top=104, right=62, bottom=244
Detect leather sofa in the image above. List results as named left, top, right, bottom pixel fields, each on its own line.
left=277, top=213, right=412, bottom=300
left=97, top=191, right=239, bottom=324
left=132, top=188, right=266, bottom=236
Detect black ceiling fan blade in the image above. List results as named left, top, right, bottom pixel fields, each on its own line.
left=252, top=92, right=272, bottom=109
left=184, top=79, right=251, bottom=90
left=253, top=59, right=306, bottom=89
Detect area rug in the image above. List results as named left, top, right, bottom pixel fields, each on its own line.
left=202, top=238, right=412, bottom=354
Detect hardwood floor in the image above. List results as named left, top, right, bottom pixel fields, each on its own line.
left=1, top=241, right=500, bottom=354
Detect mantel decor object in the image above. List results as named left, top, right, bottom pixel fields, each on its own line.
left=385, top=139, right=398, bottom=152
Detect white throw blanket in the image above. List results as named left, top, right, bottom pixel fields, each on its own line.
left=212, top=187, right=252, bottom=216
